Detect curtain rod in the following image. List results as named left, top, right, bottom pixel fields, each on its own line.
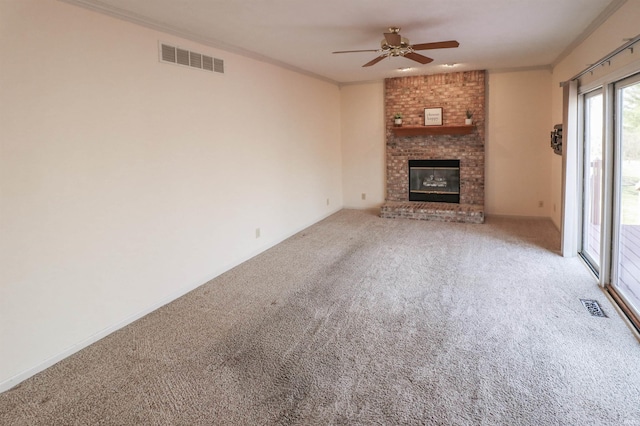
left=559, top=33, right=640, bottom=87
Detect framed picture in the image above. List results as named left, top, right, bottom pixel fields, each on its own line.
left=424, top=107, right=443, bottom=126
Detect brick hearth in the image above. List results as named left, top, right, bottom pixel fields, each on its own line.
left=380, top=201, right=484, bottom=223
left=381, top=71, right=485, bottom=223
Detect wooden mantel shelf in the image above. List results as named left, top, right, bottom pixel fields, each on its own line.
left=392, top=125, right=474, bottom=136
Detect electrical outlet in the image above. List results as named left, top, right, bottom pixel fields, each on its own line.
left=326, top=198, right=330, bottom=206
left=255, top=228, right=261, bottom=239
left=361, top=193, right=366, bottom=200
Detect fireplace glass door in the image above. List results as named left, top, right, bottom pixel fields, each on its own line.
left=409, top=160, right=460, bottom=203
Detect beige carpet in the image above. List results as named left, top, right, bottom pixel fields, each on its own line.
left=1, top=209, right=639, bottom=425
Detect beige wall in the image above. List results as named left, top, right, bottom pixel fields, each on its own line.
left=340, top=82, right=385, bottom=208
left=486, top=69, right=552, bottom=217
left=0, top=0, right=342, bottom=390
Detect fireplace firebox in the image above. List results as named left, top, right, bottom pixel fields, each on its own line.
left=408, top=159, right=460, bottom=203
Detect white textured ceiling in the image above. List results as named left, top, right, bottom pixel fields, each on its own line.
left=66, top=0, right=622, bottom=84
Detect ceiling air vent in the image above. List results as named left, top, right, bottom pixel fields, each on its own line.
left=202, top=55, right=214, bottom=71
left=189, top=52, right=202, bottom=69
left=159, top=42, right=224, bottom=74
left=161, top=43, right=176, bottom=63
left=214, top=58, right=224, bottom=73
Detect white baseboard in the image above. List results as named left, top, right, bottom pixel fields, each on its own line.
left=0, top=207, right=342, bottom=394
left=484, top=213, right=554, bottom=221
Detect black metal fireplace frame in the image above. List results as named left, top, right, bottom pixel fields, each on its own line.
left=408, top=159, right=460, bottom=203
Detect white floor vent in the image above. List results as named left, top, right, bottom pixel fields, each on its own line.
left=580, top=299, right=607, bottom=318
left=160, top=43, right=224, bottom=74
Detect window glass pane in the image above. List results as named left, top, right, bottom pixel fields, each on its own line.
left=581, top=92, right=603, bottom=270
left=615, top=79, right=640, bottom=313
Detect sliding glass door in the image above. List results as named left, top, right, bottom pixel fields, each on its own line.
left=612, top=74, right=640, bottom=316
left=581, top=90, right=604, bottom=273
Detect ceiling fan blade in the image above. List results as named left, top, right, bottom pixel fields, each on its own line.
left=362, top=55, right=386, bottom=67
left=412, top=40, right=460, bottom=50
left=404, top=52, right=433, bottom=64
left=384, top=32, right=402, bottom=46
left=332, top=49, right=380, bottom=54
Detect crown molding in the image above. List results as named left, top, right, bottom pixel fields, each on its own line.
left=57, top=0, right=339, bottom=86
left=487, top=65, right=552, bottom=75
left=551, top=0, right=628, bottom=67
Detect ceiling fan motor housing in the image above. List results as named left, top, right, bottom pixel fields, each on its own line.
left=381, top=37, right=410, bottom=50
left=381, top=37, right=411, bottom=57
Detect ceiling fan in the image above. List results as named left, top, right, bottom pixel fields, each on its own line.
left=332, top=27, right=459, bottom=67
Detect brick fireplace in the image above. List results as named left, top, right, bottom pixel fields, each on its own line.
left=380, top=71, right=485, bottom=223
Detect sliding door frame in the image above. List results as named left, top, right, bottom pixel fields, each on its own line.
left=608, top=73, right=640, bottom=331
left=577, top=67, right=640, bottom=332
left=577, top=83, right=615, bottom=288
left=578, top=88, right=604, bottom=275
